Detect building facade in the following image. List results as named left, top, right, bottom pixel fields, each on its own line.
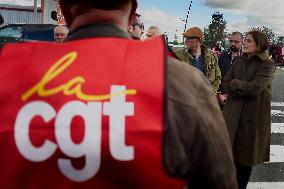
left=0, top=4, right=42, bottom=24
left=0, top=0, right=59, bottom=25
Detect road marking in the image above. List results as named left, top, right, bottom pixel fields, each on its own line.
left=271, top=123, right=284, bottom=134
left=248, top=182, right=284, bottom=189
left=271, top=102, right=284, bottom=107
left=270, top=119, right=284, bottom=162
left=270, top=145, right=284, bottom=162
left=272, top=110, right=284, bottom=116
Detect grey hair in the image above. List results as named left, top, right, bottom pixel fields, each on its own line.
left=148, top=25, right=162, bottom=35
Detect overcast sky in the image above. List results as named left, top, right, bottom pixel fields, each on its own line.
left=1, top=0, right=284, bottom=41
left=203, top=0, right=284, bottom=33
left=139, top=0, right=284, bottom=41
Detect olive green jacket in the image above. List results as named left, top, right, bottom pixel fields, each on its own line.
left=222, top=52, right=276, bottom=166
left=175, top=47, right=221, bottom=94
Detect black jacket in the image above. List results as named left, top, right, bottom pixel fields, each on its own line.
left=218, top=50, right=237, bottom=94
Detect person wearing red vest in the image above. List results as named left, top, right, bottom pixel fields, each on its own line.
left=0, top=0, right=237, bottom=188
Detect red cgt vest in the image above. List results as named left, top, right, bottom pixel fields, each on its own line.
left=0, top=37, right=187, bottom=188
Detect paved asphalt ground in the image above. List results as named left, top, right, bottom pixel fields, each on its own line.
left=248, top=66, right=284, bottom=189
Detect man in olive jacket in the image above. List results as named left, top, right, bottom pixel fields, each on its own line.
left=176, top=27, right=221, bottom=94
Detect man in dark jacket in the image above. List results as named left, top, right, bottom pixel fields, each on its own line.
left=217, top=31, right=243, bottom=107
left=0, top=13, right=4, bottom=26
left=128, top=13, right=144, bottom=40
left=0, top=0, right=237, bottom=188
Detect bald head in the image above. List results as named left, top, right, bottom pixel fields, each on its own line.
left=54, top=25, right=69, bottom=43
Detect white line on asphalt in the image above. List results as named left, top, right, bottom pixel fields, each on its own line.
left=272, top=110, right=284, bottom=116
left=271, top=102, right=284, bottom=106
left=269, top=145, right=284, bottom=162
left=247, top=182, right=284, bottom=189
left=271, top=123, right=284, bottom=134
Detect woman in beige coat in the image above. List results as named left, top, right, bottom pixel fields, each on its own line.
left=223, top=30, right=276, bottom=189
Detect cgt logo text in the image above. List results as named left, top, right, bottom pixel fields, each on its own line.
left=14, top=52, right=136, bottom=182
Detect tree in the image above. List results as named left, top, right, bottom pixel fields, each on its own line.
left=203, top=12, right=227, bottom=48
left=250, top=26, right=276, bottom=43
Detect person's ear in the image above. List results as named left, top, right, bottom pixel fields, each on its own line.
left=128, top=25, right=133, bottom=32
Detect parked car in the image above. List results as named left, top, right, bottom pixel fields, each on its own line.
left=0, top=24, right=56, bottom=45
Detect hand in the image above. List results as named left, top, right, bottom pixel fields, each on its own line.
left=217, top=94, right=226, bottom=106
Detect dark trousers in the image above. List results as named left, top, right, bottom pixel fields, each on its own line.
left=235, top=161, right=252, bottom=189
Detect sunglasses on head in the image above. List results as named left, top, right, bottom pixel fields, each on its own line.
left=132, top=23, right=144, bottom=30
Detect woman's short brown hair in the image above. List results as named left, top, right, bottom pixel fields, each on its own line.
left=246, top=30, right=270, bottom=53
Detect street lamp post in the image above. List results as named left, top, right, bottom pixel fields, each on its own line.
left=34, top=0, right=37, bottom=24
left=183, top=0, right=193, bottom=43
left=184, top=0, right=193, bottom=33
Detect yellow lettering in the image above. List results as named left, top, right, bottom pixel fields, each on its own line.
left=21, top=52, right=136, bottom=101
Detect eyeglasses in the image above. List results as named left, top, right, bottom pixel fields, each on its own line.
left=229, top=40, right=241, bottom=44
left=55, top=33, right=67, bottom=37
left=132, top=23, right=144, bottom=30
left=185, top=37, right=199, bottom=40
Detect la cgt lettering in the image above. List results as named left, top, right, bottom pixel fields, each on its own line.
left=14, top=85, right=135, bottom=182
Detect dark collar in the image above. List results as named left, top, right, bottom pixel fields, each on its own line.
left=66, top=23, right=131, bottom=41
left=247, top=52, right=269, bottom=61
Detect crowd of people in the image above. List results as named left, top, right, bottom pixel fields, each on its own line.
left=0, top=1, right=278, bottom=189
left=174, top=25, right=275, bottom=189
